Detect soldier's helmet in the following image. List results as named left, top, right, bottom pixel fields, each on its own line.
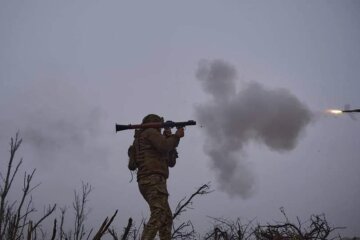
left=142, top=114, right=164, bottom=124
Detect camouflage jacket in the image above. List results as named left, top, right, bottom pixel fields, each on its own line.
left=129, top=128, right=180, bottom=180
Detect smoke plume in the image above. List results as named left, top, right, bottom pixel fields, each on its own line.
left=0, top=79, right=108, bottom=165
left=195, top=59, right=313, bottom=198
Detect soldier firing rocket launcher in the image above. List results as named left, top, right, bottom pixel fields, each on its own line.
left=115, top=120, right=196, bottom=132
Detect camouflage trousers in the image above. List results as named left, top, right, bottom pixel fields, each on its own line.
left=138, top=174, right=173, bottom=240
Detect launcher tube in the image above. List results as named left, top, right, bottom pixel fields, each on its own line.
left=115, top=120, right=196, bottom=132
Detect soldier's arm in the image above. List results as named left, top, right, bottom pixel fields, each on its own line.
left=145, top=128, right=180, bottom=153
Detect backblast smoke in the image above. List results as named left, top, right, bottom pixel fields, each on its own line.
left=0, top=79, right=108, bottom=165
left=195, top=59, right=313, bottom=198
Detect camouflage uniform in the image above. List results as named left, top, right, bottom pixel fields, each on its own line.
left=128, top=115, right=180, bottom=240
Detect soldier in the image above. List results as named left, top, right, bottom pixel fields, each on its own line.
left=128, top=114, right=185, bottom=240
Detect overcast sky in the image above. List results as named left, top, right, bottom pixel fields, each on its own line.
left=1, top=0, right=359, bottom=238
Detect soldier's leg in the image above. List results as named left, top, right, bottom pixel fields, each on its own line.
left=139, top=175, right=170, bottom=240
left=158, top=199, right=172, bottom=240
left=142, top=197, right=169, bottom=240
left=139, top=185, right=159, bottom=240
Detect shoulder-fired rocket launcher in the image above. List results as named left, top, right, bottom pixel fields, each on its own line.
left=115, top=120, right=196, bottom=132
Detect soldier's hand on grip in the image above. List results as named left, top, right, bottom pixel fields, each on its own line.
left=175, top=128, right=184, bottom=138
left=163, top=128, right=172, bottom=137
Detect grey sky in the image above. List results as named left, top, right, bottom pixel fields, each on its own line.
left=1, top=0, right=359, bottom=237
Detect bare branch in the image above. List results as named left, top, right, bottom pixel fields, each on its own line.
left=108, top=228, right=119, bottom=240
left=73, top=182, right=93, bottom=240
left=92, top=210, right=118, bottom=240
left=205, top=217, right=256, bottom=240
left=8, top=159, right=23, bottom=196
left=59, top=206, right=67, bottom=240
left=0, top=172, right=4, bottom=184
left=50, top=219, right=57, bottom=240
left=26, top=220, right=32, bottom=240
left=86, top=228, right=93, bottom=240
left=172, top=220, right=196, bottom=239
left=31, top=204, right=57, bottom=231
left=0, top=133, right=24, bottom=240
left=173, top=183, right=212, bottom=220
left=121, top=217, right=133, bottom=240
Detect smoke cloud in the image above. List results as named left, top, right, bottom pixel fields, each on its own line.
left=0, top=79, right=108, bottom=165
left=195, top=59, right=313, bottom=198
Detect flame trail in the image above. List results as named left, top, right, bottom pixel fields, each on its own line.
left=326, top=109, right=343, bottom=115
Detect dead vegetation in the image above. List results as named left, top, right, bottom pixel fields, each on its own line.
left=0, top=133, right=347, bottom=240
left=204, top=207, right=345, bottom=240
left=0, top=133, right=116, bottom=240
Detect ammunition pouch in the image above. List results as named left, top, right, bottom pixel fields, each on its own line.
left=128, top=145, right=137, bottom=171
left=168, top=148, right=178, bottom=167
